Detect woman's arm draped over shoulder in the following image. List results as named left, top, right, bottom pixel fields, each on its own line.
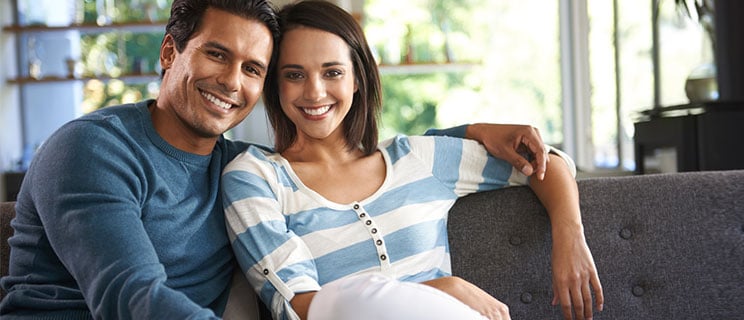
left=424, top=123, right=550, bottom=180
left=528, top=153, right=604, bottom=320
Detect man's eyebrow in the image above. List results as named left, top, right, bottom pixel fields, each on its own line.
left=204, top=41, right=230, bottom=53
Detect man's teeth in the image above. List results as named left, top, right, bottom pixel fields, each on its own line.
left=303, top=105, right=331, bottom=116
left=202, top=91, right=232, bottom=110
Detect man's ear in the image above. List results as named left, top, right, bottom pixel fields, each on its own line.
left=160, top=34, right=176, bottom=70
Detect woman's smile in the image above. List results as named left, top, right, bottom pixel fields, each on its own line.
left=300, top=104, right=333, bottom=117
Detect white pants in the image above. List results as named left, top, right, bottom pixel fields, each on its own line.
left=307, top=273, right=487, bottom=320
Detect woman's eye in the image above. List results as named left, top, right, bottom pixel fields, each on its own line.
left=284, top=72, right=304, bottom=80
left=326, top=70, right=343, bottom=78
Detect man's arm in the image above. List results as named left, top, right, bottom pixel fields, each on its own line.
left=425, top=123, right=549, bottom=180
left=31, top=122, right=219, bottom=319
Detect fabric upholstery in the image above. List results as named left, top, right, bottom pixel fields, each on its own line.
left=448, top=170, right=744, bottom=319
left=1, top=201, right=15, bottom=301
left=2, top=170, right=743, bottom=319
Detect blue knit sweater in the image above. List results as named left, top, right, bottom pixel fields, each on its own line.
left=0, top=100, right=255, bottom=319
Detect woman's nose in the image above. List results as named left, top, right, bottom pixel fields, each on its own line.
left=303, top=75, right=326, bottom=101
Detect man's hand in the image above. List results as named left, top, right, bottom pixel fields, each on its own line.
left=465, top=123, right=549, bottom=180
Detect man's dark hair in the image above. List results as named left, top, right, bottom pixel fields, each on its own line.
left=161, top=0, right=280, bottom=76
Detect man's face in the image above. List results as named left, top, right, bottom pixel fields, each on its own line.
left=156, top=8, right=273, bottom=147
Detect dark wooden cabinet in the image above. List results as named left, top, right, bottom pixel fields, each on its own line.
left=634, top=101, right=744, bottom=174
left=2, top=172, right=25, bottom=201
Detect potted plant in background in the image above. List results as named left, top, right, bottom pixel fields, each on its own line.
left=674, top=0, right=718, bottom=102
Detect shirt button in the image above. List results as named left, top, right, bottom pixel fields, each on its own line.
left=359, top=213, right=366, bottom=218
left=365, top=220, right=372, bottom=225
left=263, top=269, right=269, bottom=275
left=371, top=228, right=377, bottom=234
left=376, top=240, right=383, bottom=246
left=380, top=254, right=387, bottom=260
left=353, top=204, right=360, bottom=210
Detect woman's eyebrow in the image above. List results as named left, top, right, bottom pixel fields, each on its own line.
left=280, top=64, right=304, bottom=70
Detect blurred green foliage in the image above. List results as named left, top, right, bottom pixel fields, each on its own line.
left=79, top=0, right=170, bottom=112
left=378, top=73, right=466, bottom=139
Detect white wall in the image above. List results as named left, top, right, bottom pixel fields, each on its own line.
left=1, top=0, right=81, bottom=173
left=1, top=0, right=23, bottom=174
left=229, top=101, right=274, bottom=147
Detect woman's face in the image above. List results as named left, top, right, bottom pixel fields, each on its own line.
left=277, top=26, right=357, bottom=143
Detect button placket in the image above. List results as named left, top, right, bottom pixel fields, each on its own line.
left=351, top=202, right=391, bottom=271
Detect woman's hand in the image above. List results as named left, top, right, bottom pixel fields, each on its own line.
left=551, top=226, right=604, bottom=320
left=422, top=276, right=511, bottom=320
left=529, top=153, right=605, bottom=320
left=465, top=123, right=549, bottom=180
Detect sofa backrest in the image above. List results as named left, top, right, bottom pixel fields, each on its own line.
left=4, top=170, right=743, bottom=318
left=447, top=170, right=744, bottom=319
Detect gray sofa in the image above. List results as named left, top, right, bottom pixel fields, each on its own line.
left=447, top=169, right=744, bottom=319
left=2, top=170, right=744, bottom=319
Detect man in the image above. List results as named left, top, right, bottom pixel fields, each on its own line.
left=0, top=0, right=550, bottom=319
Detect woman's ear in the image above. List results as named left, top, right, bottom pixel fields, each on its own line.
left=159, top=34, right=176, bottom=70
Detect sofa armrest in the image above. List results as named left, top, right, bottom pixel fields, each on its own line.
left=1, top=201, right=16, bottom=301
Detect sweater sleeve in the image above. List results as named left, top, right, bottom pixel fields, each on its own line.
left=222, top=147, right=320, bottom=320
left=26, top=120, right=219, bottom=319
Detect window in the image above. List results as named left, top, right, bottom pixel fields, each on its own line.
left=364, top=0, right=712, bottom=173
left=365, top=0, right=563, bottom=146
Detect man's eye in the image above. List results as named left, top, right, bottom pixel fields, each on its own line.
left=244, top=65, right=260, bottom=76
left=207, top=51, right=225, bottom=60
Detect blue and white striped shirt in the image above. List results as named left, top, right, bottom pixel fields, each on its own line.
left=222, top=135, right=573, bottom=319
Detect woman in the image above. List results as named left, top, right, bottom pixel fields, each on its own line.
left=222, top=1, right=603, bottom=320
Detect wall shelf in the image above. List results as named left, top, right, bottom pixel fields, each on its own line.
left=3, top=20, right=166, bottom=85
left=7, top=73, right=160, bottom=84
left=2, top=21, right=167, bottom=34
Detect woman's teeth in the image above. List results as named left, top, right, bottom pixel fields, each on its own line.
left=202, top=91, right=232, bottom=110
left=303, top=105, right=331, bottom=116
